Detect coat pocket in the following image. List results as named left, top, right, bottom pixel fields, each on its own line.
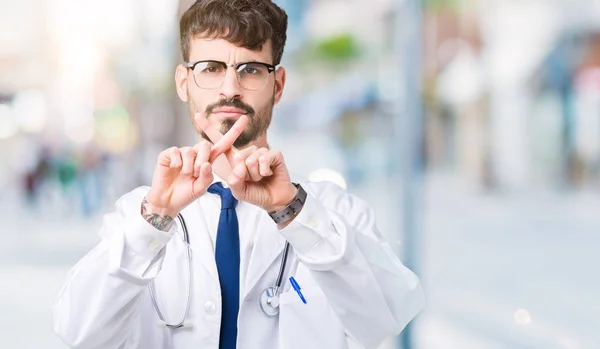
left=278, top=286, right=349, bottom=349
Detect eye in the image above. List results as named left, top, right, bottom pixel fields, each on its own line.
left=238, top=63, right=267, bottom=76
left=195, top=62, right=224, bottom=75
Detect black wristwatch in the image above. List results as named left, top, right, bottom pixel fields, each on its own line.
left=268, top=183, right=307, bottom=224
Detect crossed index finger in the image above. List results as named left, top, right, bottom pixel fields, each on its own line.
left=195, top=113, right=248, bottom=163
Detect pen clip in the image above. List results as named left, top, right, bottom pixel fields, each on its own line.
left=289, top=276, right=307, bottom=304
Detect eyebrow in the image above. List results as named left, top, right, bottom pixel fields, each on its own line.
left=190, top=58, right=274, bottom=65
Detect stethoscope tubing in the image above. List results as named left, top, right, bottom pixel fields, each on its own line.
left=274, top=241, right=291, bottom=291
left=149, top=214, right=193, bottom=329
left=150, top=213, right=291, bottom=329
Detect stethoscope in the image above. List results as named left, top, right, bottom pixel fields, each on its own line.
left=149, top=213, right=292, bottom=329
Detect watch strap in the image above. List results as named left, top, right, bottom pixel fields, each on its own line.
left=268, top=183, right=307, bottom=224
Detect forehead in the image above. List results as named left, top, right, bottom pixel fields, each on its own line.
left=188, top=37, right=273, bottom=64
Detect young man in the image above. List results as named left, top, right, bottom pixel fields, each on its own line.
left=53, top=1, right=424, bottom=348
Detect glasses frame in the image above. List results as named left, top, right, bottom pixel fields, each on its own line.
left=186, top=60, right=277, bottom=91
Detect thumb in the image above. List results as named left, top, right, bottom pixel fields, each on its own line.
left=193, top=162, right=214, bottom=197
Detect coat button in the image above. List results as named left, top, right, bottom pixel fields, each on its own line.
left=148, top=240, right=160, bottom=250
left=307, top=219, right=319, bottom=229
left=204, top=301, right=216, bottom=314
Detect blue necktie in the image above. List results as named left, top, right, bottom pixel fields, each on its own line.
left=207, top=183, right=240, bottom=349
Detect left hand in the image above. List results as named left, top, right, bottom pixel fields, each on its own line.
left=196, top=113, right=297, bottom=212
left=227, top=146, right=297, bottom=212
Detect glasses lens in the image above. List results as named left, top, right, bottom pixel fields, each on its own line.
left=237, top=63, right=270, bottom=91
left=193, top=61, right=226, bottom=89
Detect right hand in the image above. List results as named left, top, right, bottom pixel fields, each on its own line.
left=145, top=115, right=248, bottom=217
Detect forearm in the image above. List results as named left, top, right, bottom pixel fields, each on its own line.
left=53, top=238, right=148, bottom=348
left=141, top=196, right=178, bottom=231
left=279, top=189, right=424, bottom=348
left=308, top=224, right=423, bottom=348
left=54, top=189, right=175, bottom=348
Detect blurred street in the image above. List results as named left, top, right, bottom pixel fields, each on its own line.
left=2, top=172, right=598, bottom=349
left=3, top=0, right=600, bottom=348
left=419, top=174, right=600, bottom=349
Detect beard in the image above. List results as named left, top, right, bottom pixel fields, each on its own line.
left=190, top=95, right=274, bottom=148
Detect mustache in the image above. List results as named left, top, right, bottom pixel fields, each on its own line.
left=205, top=98, right=254, bottom=116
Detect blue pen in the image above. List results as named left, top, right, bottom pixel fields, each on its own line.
left=289, top=276, right=307, bottom=304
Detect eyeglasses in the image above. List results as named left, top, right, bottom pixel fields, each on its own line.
left=186, top=60, right=276, bottom=91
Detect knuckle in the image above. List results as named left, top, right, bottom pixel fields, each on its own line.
left=246, top=157, right=257, bottom=166
left=162, top=146, right=177, bottom=155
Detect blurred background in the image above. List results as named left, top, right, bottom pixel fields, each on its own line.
left=1, top=0, right=599, bottom=348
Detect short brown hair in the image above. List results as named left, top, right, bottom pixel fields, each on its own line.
left=180, top=0, right=288, bottom=65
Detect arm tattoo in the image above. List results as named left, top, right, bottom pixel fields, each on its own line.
left=141, top=197, right=174, bottom=231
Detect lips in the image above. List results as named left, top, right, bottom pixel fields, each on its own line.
left=213, top=107, right=247, bottom=114
left=212, top=107, right=248, bottom=118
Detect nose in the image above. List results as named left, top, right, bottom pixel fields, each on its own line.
left=219, top=67, right=242, bottom=100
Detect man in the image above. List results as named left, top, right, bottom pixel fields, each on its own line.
left=52, top=1, right=424, bottom=348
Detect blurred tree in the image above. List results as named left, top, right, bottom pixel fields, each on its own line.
left=313, top=34, right=360, bottom=61
left=423, top=0, right=461, bottom=10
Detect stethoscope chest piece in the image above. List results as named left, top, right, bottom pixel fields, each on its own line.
left=259, top=286, right=281, bottom=317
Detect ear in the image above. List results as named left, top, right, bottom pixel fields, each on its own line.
left=175, top=64, right=189, bottom=102
left=273, top=66, right=286, bottom=105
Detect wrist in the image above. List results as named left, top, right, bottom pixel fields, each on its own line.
left=265, top=183, right=298, bottom=213
left=141, top=197, right=178, bottom=231
left=146, top=189, right=178, bottom=216
left=267, top=183, right=307, bottom=227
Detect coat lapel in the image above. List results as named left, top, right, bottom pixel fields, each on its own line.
left=178, top=191, right=291, bottom=299
left=180, top=198, right=219, bottom=282
left=241, top=211, right=287, bottom=300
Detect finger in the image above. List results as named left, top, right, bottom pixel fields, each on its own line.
left=196, top=112, right=246, bottom=152
left=232, top=146, right=258, bottom=181
left=192, top=162, right=214, bottom=197
left=195, top=112, right=222, bottom=144
left=210, top=115, right=248, bottom=162
left=232, top=146, right=257, bottom=166
left=211, top=153, right=234, bottom=181
left=180, top=147, right=196, bottom=175
left=193, top=141, right=212, bottom=177
left=169, top=147, right=182, bottom=168
left=259, top=150, right=283, bottom=176
left=258, top=153, right=273, bottom=176
left=245, top=148, right=269, bottom=181
left=158, top=146, right=178, bottom=167
left=228, top=163, right=248, bottom=194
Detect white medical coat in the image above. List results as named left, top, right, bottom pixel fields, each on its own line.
left=53, top=178, right=424, bottom=349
